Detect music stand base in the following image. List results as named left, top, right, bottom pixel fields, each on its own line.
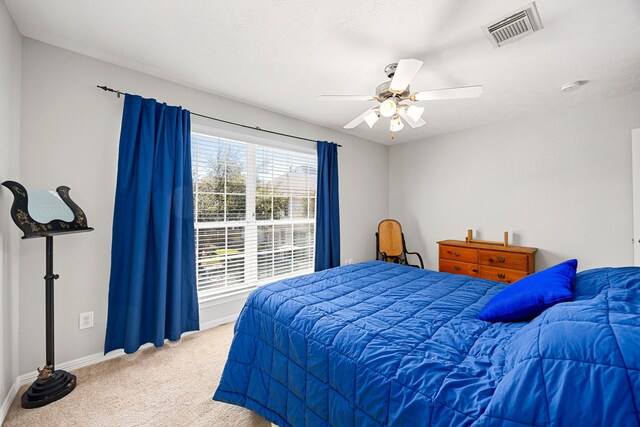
left=21, top=370, right=76, bottom=409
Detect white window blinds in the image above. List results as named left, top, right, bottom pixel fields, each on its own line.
left=192, top=132, right=316, bottom=298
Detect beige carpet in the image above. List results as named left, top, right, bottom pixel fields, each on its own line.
left=3, top=322, right=270, bottom=427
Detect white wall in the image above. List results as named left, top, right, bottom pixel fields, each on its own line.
left=389, top=91, right=640, bottom=272
left=0, top=0, right=21, bottom=413
left=18, top=39, right=388, bottom=375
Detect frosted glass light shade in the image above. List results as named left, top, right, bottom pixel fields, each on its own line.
left=363, top=110, right=379, bottom=128
left=389, top=116, right=404, bottom=132
left=379, top=99, right=397, bottom=118
left=406, top=105, right=424, bottom=122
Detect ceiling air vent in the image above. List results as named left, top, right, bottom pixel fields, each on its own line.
left=482, top=2, right=543, bottom=48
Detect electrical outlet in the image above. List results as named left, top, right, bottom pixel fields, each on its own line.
left=79, top=311, right=94, bottom=330
left=347, top=258, right=353, bottom=265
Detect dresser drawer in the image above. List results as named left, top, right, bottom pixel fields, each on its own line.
left=440, top=259, right=478, bottom=277
left=478, top=250, right=529, bottom=271
left=439, top=245, right=478, bottom=263
left=478, top=265, right=527, bottom=284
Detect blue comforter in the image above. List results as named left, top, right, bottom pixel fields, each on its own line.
left=214, top=261, right=640, bottom=426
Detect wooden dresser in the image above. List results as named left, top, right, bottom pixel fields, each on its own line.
left=437, top=240, right=537, bottom=284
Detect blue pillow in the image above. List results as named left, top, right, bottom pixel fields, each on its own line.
left=478, top=259, right=577, bottom=322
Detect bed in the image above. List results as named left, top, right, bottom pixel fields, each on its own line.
left=213, top=261, right=640, bottom=426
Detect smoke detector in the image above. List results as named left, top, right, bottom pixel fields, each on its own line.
left=482, top=2, right=543, bottom=48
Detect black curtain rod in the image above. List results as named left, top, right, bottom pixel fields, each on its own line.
left=97, top=85, right=342, bottom=147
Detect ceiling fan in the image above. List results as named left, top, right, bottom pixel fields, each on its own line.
left=318, top=59, right=483, bottom=135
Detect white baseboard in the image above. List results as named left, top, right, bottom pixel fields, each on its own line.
left=200, top=313, right=239, bottom=330
left=16, top=313, right=240, bottom=387
left=17, top=347, right=128, bottom=386
left=0, top=380, right=20, bottom=425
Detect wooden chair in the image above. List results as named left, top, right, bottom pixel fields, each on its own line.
left=376, top=219, right=424, bottom=269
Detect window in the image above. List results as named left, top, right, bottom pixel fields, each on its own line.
left=192, top=131, right=316, bottom=299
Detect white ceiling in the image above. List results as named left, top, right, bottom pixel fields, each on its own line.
left=5, top=0, right=640, bottom=145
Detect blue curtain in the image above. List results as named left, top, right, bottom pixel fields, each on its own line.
left=105, top=94, right=199, bottom=354
left=315, top=141, right=340, bottom=271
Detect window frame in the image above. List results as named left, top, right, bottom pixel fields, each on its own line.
left=191, top=124, right=317, bottom=303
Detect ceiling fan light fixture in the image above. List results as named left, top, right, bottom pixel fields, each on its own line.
left=379, top=99, right=397, bottom=118
left=389, top=115, right=404, bottom=132
left=405, top=105, right=425, bottom=122
left=363, top=110, right=380, bottom=128
left=319, top=59, right=483, bottom=137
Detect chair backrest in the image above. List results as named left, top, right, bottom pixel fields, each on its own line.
left=377, top=219, right=404, bottom=257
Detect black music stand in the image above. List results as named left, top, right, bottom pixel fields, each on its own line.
left=2, top=181, right=93, bottom=408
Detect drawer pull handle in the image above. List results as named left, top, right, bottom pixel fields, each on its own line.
left=454, top=251, right=461, bottom=257
left=497, top=257, right=506, bottom=263
left=497, top=273, right=506, bottom=279
left=454, top=265, right=461, bottom=271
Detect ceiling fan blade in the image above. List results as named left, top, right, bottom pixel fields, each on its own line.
left=318, top=95, right=374, bottom=101
left=343, top=109, right=375, bottom=129
left=413, top=85, right=483, bottom=101
left=389, top=59, right=424, bottom=92
left=397, top=110, right=426, bottom=128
